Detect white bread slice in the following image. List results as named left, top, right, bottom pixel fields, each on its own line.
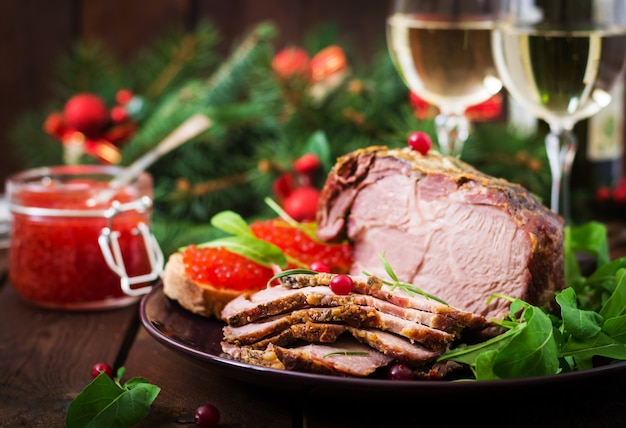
left=161, top=252, right=241, bottom=320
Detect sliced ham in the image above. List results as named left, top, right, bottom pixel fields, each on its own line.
left=220, top=272, right=491, bottom=378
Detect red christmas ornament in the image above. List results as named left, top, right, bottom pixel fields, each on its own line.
left=283, top=186, right=320, bottom=222
left=272, top=47, right=311, bottom=80
left=310, top=45, right=348, bottom=83
left=63, top=93, right=109, bottom=137
left=465, top=93, right=504, bottom=122
left=272, top=173, right=296, bottom=204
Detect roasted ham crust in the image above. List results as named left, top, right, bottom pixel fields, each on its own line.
left=315, top=146, right=564, bottom=320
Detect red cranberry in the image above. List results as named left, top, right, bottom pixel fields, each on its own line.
left=387, top=363, right=414, bottom=381
left=310, top=261, right=331, bottom=273
left=195, top=403, right=220, bottom=428
left=329, top=274, right=353, bottom=295
left=408, top=131, right=432, bottom=155
left=91, top=362, right=113, bottom=379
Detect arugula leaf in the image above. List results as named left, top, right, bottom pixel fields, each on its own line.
left=210, top=210, right=254, bottom=237
left=556, top=287, right=602, bottom=340
left=561, top=332, right=626, bottom=370
left=491, top=304, right=560, bottom=378
left=600, top=268, right=626, bottom=319
left=198, top=236, right=287, bottom=268
left=66, top=369, right=160, bottom=428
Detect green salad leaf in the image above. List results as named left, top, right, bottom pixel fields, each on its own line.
left=196, top=210, right=288, bottom=268
left=66, top=367, right=160, bottom=428
left=438, top=221, right=626, bottom=380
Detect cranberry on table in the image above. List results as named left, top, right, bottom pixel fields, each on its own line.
left=91, top=362, right=113, bottom=379
left=329, top=274, right=353, bottom=295
left=195, top=403, right=220, bottom=428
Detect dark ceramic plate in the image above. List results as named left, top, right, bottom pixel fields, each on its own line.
left=140, top=282, right=626, bottom=398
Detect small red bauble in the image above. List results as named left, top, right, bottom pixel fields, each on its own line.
left=283, top=186, right=320, bottom=222
left=294, top=153, right=321, bottom=176
left=329, top=274, right=353, bottom=295
left=408, top=131, right=432, bottom=155
left=272, top=47, right=311, bottom=79
left=63, top=93, right=109, bottom=137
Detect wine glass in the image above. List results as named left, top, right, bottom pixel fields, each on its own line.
left=492, top=0, right=626, bottom=221
left=387, top=0, right=503, bottom=156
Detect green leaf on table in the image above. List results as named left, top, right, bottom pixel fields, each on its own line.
left=66, top=371, right=160, bottom=428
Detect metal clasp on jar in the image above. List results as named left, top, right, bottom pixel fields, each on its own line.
left=98, top=196, right=164, bottom=296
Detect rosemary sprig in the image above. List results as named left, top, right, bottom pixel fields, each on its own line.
left=322, top=351, right=369, bottom=358
left=267, top=268, right=318, bottom=286
left=363, top=253, right=448, bottom=305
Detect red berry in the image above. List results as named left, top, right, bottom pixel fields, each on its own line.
left=387, top=363, right=414, bottom=381
left=310, top=261, right=330, bottom=273
left=115, top=88, right=134, bottom=105
left=110, top=105, right=128, bottom=122
left=294, top=153, right=321, bottom=176
left=408, top=131, right=432, bottom=155
left=272, top=173, right=296, bottom=203
left=329, top=274, right=353, bottom=295
left=63, top=93, right=109, bottom=137
left=283, top=186, right=320, bottom=222
left=272, top=47, right=311, bottom=79
left=43, top=112, right=66, bottom=137
left=195, top=403, right=220, bottom=428
left=91, top=362, right=113, bottom=378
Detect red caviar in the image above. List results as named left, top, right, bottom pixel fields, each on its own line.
left=8, top=166, right=154, bottom=310
left=181, top=218, right=353, bottom=292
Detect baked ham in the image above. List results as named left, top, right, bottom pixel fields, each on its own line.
left=316, top=146, right=565, bottom=320
left=220, top=272, right=489, bottom=378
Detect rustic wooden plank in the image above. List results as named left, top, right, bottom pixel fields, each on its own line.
left=0, top=283, right=139, bottom=427
left=124, top=327, right=295, bottom=427
left=80, top=0, right=192, bottom=61
left=0, top=0, right=75, bottom=183
left=197, top=0, right=391, bottom=60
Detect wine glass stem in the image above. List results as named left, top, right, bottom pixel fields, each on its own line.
left=434, top=112, right=470, bottom=156
left=545, top=126, right=577, bottom=223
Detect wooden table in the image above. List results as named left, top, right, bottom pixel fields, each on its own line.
left=2, top=246, right=626, bottom=428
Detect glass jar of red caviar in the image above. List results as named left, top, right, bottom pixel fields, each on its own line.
left=7, top=165, right=163, bottom=310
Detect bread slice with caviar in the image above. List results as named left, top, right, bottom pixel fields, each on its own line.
left=160, top=215, right=353, bottom=320
left=162, top=252, right=242, bottom=320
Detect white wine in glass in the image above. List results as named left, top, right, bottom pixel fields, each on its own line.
left=492, top=0, right=626, bottom=220
left=387, top=0, right=503, bottom=156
